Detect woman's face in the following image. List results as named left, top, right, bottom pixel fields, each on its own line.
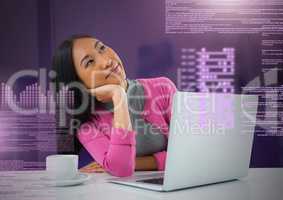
left=72, top=37, right=127, bottom=89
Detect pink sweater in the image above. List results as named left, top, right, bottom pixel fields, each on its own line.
left=77, top=77, right=177, bottom=177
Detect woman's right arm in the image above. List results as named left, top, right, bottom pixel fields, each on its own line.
left=78, top=85, right=136, bottom=177
left=111, top=87, right=133, bottom=131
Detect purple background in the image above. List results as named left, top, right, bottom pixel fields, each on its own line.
left=0, top=0, right=282, bottom=168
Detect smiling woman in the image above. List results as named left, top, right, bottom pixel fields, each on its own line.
left=52, top=35, right=177, bottom=177
left=72, top=37, right=128, bottom=90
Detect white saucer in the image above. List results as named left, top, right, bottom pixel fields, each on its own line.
left=40, top=172, right=91, bottom=187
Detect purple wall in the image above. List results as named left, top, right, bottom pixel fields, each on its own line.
left=50, top=0, right=175, bottom=80
left=0, top=0, right=38, bottom=81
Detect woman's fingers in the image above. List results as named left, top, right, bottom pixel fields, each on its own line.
left=79, top=168, right=104, bottom=173
left=79, top=162, right=105, bottom=173
left=87, top=84, right=124, bottom=103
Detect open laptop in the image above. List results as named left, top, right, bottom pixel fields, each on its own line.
left=108, top=91, right=258, bottom=191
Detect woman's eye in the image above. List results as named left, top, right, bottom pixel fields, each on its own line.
left=99, top=45, right=106, bottom=52
left=86, top=59, right=94, bottom=68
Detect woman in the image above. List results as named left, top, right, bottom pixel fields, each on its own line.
left=52, top=35, right=177, bottom=177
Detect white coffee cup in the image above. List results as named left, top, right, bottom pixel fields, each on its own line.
left=46, top=154, right=78, bottom=180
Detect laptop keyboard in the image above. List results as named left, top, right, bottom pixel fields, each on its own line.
left=136, top=177, right=164, bottom=185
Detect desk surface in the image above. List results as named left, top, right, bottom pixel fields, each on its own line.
left=0, top=168, right=282, bottom=200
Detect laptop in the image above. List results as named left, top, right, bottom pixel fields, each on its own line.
left=108, top=91, right=258, bottom=191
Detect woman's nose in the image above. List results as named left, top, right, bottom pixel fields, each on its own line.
left=101, top=59, right=112, bottom=70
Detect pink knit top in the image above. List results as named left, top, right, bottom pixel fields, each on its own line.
left=77, top=77, right=177, bottom=177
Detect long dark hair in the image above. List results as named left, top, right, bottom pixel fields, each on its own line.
left=52, top=34, right=100, bottom=154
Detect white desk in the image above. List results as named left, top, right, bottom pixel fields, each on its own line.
left=0, top=168, right=282, bottom=200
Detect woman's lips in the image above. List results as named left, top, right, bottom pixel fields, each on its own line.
left=112, top=64, right=119, bottom=73
left=105, top=63, right=120, bottom=79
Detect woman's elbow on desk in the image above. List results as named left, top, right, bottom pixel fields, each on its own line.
left=101, top=145, right=136, bottom=177
left=104, top=157, right=136, bottom=177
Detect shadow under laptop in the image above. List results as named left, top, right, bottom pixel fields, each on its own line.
left=106, top=179, right=250, bottom=199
